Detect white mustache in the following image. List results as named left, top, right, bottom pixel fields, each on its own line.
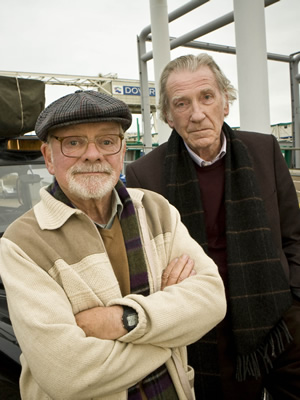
left=70, top=164, right=113, bottom=175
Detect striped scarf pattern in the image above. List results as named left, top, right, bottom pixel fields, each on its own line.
left=48, top=180, right=178, bottom=400
left=164, top=124, right=293, bottom=397
left=116, top=181, right=179, bottom=400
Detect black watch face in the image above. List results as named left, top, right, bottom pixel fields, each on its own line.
left=123, top=307, right=138, bottom=331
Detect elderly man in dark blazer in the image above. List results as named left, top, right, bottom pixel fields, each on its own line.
left=126, top=53, right=300, bottom=400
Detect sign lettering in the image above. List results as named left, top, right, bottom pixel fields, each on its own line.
left=113, top=85, right=155, bottom=97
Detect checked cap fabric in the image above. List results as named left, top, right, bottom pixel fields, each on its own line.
left=35, top=90, right=132, bottom=141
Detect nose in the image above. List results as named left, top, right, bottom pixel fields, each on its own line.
left=81, top=141, right=104, bottom=161
left=190, top=101, right=206, bottom=122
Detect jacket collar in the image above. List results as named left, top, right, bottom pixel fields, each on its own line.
left=34, top=187, right=82, bottom=230
left=34, top=186, right=145, bottom=231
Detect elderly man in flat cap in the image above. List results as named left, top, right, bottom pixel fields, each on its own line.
left=0, top=90, right=226, bottom=400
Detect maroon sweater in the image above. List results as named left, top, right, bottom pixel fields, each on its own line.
left=194, top=157, right=227, bottom=285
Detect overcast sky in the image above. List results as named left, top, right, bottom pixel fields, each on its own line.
left=1, top=0, right=299, bottom=131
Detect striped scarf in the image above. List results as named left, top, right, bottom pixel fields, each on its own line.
left=116, top=181, right=179, bottom=400
left=48, top=180, right=178, bottom=400
left=164, top=123, right=293, bottom=398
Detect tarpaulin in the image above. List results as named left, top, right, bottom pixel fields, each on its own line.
left=0, top=76, right=45, bottom=138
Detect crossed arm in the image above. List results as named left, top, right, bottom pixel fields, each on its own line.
left=75, top=254, right=195, bottom=340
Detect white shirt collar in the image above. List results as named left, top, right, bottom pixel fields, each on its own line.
left=184, top=132, right=227, bottom=167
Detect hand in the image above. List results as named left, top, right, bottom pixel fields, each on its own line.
left=161, top=254, right=195, bottom=290
left=75, top=305, right=127, bottom=340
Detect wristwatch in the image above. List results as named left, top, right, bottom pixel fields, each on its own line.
left=122, top=306, right=138, bottom=332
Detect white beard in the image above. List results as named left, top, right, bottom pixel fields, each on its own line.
left=66, top=163, right=117, bottom=200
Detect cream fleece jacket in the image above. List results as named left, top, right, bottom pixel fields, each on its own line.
left=0, top=187, right=226, bottom=400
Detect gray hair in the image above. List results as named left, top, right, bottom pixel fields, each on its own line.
left=158, top=53, right=237, bottom=123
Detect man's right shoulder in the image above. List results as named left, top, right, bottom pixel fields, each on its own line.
left=126, top=143, right=168, bottom=196
left=128, top=143, right=167, bottom=168
left=3, top=208, right=37, bottom=241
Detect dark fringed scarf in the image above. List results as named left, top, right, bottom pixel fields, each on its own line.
left=48, top=180, right=178, bottom=400
left=164, top=123, right=293, bottom=397
left=116, top=181, right=179, bottom=400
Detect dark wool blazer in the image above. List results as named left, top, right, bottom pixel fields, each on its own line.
left=126, top=128, right=300, bottom=294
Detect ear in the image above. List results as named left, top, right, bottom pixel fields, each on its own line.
left=117, top=141, right=126, bottom=172
left=121, top=140, right=126, bottom=168
left=121, top=141, right=126, bottom=161
left=165, top=112, right=175, bottom=129
left=41, top=143, right=55, bottom=176
left=224, top=94, right=230, bottom=117
left=166, top=119, right=175, bottom=129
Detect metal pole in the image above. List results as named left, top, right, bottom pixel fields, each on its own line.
left=290, top=52, right=300, bottom=167
left=233, top=0, right=271, bottom=134
left=138, top=0, right=280, bottom=146
left=149, top=0, right=171, bottom=144
left=163, top=38, right=290, bottom=62
left=137, top=0, right=208, bottom=147
left=137, top=35, right=153, bottom=153
left=142, top=0, right=279, bottom=62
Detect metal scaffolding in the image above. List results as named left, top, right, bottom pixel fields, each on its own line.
left=137, top=0, right=300, bottom=165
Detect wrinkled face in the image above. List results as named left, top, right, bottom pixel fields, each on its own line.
left=41, top=122, right=125, bottom=201
left=165, top=66, right=229, bottom=160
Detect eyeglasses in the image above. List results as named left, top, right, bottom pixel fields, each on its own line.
left=52, top=133, right=124, bottom=158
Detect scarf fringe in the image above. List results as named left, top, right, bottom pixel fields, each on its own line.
left=236, top=319, right=293, bottom=381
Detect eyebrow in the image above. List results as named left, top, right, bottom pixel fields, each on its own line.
left=171, top=95, right=187, bottom=104
left=171, top=87, right=216, bottom=102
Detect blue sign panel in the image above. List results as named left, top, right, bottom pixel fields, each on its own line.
left=123, top=86, right=156, bottom=96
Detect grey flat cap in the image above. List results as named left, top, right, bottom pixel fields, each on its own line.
left=35, top=90, right=132, bottom=141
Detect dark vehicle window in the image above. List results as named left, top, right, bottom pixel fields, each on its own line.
left=0, top=156, right=53, bottom=369
left=0, top=164, right=53, bottom=235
